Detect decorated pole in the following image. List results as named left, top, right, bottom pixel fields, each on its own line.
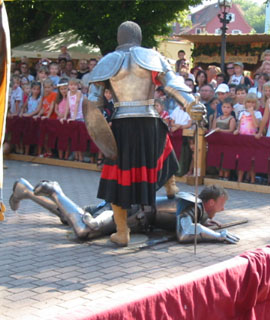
left=189, top=95, right=206, bottom=254
left=0, top=0, right=11, bottom=221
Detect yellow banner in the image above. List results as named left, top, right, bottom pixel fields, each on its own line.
left=194, top=55, right=258, bottom=65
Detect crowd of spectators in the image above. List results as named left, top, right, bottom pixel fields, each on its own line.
left=6, top=48, right=108, bottom=165
left=5, top=47, right=270, bottom=182
left=157, top=48, right=270, bottom=183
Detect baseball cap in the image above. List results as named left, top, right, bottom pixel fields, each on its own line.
left=234, top=61, right=244, bottom=68
left=215, top=83, right=229, bottom=93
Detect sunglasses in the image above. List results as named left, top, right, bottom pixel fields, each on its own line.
left=71, top=72, right=77, bottom=75
left=227, top=67, right=234, bottom=69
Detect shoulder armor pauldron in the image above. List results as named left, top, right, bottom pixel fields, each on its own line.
left=87, top=51, right=125, bottom=82
left=130, top=47, right=171, bottom=72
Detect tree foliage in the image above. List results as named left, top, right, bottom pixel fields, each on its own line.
left=234, top=0, right=266, bottom=33
left=5, top=0, right=202, bottom=55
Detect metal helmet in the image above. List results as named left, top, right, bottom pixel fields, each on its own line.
left=117, top=21, right=142, bottom=46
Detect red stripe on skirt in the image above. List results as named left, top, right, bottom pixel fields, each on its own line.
left=101, top=135, right=173, bottom=186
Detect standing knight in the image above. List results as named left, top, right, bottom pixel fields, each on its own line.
left=83, top=21, right=196, bottom=246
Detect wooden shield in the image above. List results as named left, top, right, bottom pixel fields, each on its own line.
left=83, top=100, right=118, bottom=160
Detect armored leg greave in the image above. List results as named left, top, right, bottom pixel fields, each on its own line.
left=9, top=178, right=65, bottom=223
left=33, top=180, right=91, bottom=239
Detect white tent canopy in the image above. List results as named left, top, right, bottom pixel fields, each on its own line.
left=12, top=30, right=101, bottom=60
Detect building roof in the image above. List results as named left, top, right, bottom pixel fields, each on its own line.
left=176, top=34, right=270, bottom=44
left=191, top=3, right=220, bottom=27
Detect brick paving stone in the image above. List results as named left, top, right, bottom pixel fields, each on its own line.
left=1, top=160, right=270, bottom=319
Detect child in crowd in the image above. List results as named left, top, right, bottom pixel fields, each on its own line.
left=258, top=81, right=270, bottom=117
left=8, top=76, right=24, bottom=153
left=96, top=89, right=115, bottom=168
left=33, top=79, right=57, bottom=120
left=9, top=75, right=23, bottom=117
left=215, top=83, right=230, bottom=117
left=33, top=79, right=57, bottom=157
left=228, top=62, right=252, bottom=88
left=54, top=78, right=69, bottom=120
left=55, top=78, right=69, bottom=160
left=249, top=73, right=269, bottom=102
left=213, top=98, right=236, bottom=133
left=36, top=66, right=49, bottom=95
left=154, top=99, right=170, bottom=125
left=170, top=102, right=192, bottom=132
left=216, top=73, right=226, bottom=86
left=256, top=81, right=270, bottom=138
left=262, top=49, right=270, bottom=62
left=228, top=84, right=237, bottom=104
left=61, top=78, right=84, bottom=161
left=21, top=81, right=42, bottom=117
left=233, top=85, right=248, bottom=120
left=234, top=93, right=262, bottom=183
left=212, top=98, right=236, bottom=180
left=21, top=83, right=31, bottom=109
left=208, top=97, right=220, bottom=130
left=49, top=62, right=60, bottom=91
left=20, top=82, right=42, bottom=155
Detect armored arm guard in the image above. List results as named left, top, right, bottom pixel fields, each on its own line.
left=88, top=83, right=105, bottom=109
left=158, top=70, right=195, bottom=110
left=176, top=215, right=240, bottom=244
left=157, top=57, right=195, bottom=109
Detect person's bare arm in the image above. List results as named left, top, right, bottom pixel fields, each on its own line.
left=255, top=101, right=269, bottom=138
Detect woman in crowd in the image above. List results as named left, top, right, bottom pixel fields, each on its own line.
left=194, top=70, right=208, bottom=92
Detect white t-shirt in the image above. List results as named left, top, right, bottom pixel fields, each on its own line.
left=238, top=110, right=262, bottom=121
left=170, top=107, right=191, bottom=125
left=233, top=103, right=245, bottom=120
left=248, top=87, right=262, bottom=99
left=230, top=74, right=243, bottom=85
left=10, top=86, right=23, bottom=114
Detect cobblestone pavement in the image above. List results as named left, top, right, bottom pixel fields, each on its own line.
left=1, top=160, right=270, bottom=319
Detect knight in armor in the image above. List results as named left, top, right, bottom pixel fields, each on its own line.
left=83, top=21, right=198, bottom=246
left=176, top=185, right=239, bottom=244
left=9, top=178, right=239, bottom=245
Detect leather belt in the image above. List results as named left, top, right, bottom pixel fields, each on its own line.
left=114, top=99, right=154, bottom=108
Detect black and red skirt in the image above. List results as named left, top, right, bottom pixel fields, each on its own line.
left=97, top=117, right=179, bottom=209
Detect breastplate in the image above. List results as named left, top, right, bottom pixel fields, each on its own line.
left=110, top=53, right=158, bottom=119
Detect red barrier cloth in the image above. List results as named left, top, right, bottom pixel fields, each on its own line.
left=206, top=132, right=270, bottom=173
left=77, top=122, right=99, bottom=154
left=5, top=117, right=99, bottom=153
left=6, top=116, right=25, bottom=144
left=58, top=247, right=270, bottom=320
left=169, top=129, right=183, bottom=160
left=22, top=117, right=40, bottom=145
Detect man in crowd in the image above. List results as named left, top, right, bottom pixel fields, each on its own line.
left=20, top=62, right=34, bottom=83
left=77, top=59, right=89, bottom=79
left=82, top=58, right=98, bottom=94
left=199, top=84, right=215, bottom=124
